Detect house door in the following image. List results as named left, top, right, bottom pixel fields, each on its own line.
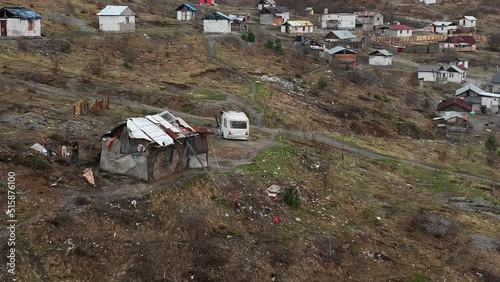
left=1, top=21, right=6, bottom=36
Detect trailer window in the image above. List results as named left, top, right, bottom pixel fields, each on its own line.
left=223, top=118, right=227, bottom=128
left=230, top=121, right=247, bottom=129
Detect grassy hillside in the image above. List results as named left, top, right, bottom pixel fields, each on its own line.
left=0, top=0, right=499, bottom=281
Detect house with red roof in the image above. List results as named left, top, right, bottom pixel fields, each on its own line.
left=440, top=35, right=476, bottom=52
left=437, top=97, right=472, bottom=112
left=377, top=24, right=412, bottom=37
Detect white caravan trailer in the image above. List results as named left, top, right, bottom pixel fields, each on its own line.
left=218, top=111, right=250, bottom=140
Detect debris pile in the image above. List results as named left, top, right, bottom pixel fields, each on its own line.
left=259, top=75, right=308, bottom=96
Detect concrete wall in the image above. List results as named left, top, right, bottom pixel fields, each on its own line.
left=260, top=14, right=273, bottom=25
left=1, top=19, right=41, bottom=37
left=99, top=15, right=135, bottom=32
left=418, top=71, right=447, bottom=82
left=447, top=72, right=464, bottom=83
left=177, top=11, right=195, bottom=20
left=369, top=56, right=392, bottom=66
left=459, top=19, right=476, bottom=28
left=320, top=14, right=356, bottom=29
left=282, top=25, right=313, bottom=33
left=203, top=19, right=231, bottom=33
left=384, top=29, right=412, bottom=37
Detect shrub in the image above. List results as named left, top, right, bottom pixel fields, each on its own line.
left=318, top=79, right=328, bottom=89
left=32, top=155, right=50, bottom=170
left=264, top=39, right=274, bottom=49
left=123, top=60, right=133, bottom=69
left=240, top=33, right=247, bottom=41
left=274, top=39, right=283, bottom=54
left=283, top=186, right=300, bottom=208
left=247, top=32, right=255, bottom=42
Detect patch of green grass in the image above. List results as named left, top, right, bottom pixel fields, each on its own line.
left=188, top=89, right=227, bottom=101
left=409, top=274, right=427, bottom=282
left=238, top=141, right=295, bottom=181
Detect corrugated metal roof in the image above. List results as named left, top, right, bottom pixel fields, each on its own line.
left=97, top=5, right=134, bottom=16
left=331, top=30, right=356, bottom=40
left=0, top=7, right=41, bottom=20
left=203, top=12, right=232, bottom=21
left=175, top=3, right=196, bottom=12
left=432, top=21, right=454, bottom=26
left=455, top=84, right=500, bottom=98
left=284, top=20, right=313, bottom=27
left=463, top=16, right=477, bottom=20
left=327, top=46, right=357, bottom=55
left=369, top=49, right=392, bottom=56
left=121, top=111, right=198, bottom=147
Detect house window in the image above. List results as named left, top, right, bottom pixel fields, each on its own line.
left=125, top=17, right=130, bottom=24
left=28, top=20, right=34, bottom=31
left=449, top=73, right=454, bottom=77
left=164, top=146, right=174, bottom=164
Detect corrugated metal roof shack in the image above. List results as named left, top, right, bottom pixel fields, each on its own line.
left=100, top=111, right=210, bottom=182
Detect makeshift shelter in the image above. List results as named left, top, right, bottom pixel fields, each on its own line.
left=175, top=4, right=196, bottom=21
left=100, top=111, right=209, bottom=182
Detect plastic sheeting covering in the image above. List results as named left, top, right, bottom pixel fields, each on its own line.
left=100, top=138, right=149, bottom=181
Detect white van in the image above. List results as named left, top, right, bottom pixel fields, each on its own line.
left=219, top=111, right=250, bottom=140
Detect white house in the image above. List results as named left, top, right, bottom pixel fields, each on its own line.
left=275, top=7, right=290, bottom=22
left=203, top=12, right=232, bottom=34
left=455, top=84, right=500, bottom=113
left=281, top=20, right=313, bottom=34
left=368, top=49, right=393, bottom=66
left=459, top=16, right=476, bottom=28
left=436, top=55, right=468, bottom=69
left=419, top=0, right=436, bottom=4
left=378, top=25, right=412, bottom=37
left=417, top=65, right=448, bottom=83
left=431, top=22, right=457, bottom=34
left=446, top=65, right=466, bottom=83
left=320, top=13, right=356, bottom=29
left=258, top=0, right=276, bottom=10
left=0, top=7, right=42, bottom=37
left=175, top=4, right=196, bottom=21
left=354, top=11, right=383, bottom=31
left=97, top=5, right=135, bottom=32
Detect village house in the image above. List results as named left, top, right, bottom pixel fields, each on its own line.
left=417, top=65, right=448, bottom=83
left=354, top=11, right=383, bottom=31
left=459, top=16, right=476, bottom=28
left=455, top=84, right=500, bottom=113
left=274, top=7, right=290, bottom=22
left=100, top=111, right=209, bottom=182
left=368, top=49, right=393, bottom=66
left=446, top=65, right=467, bottom=83
left=305, top=7, right=315, bottom=15
left=281, top=20, right=314, bottom=34
left=175, top=4, right=196, bottom=21
left=228, top=15, right=248, bottom=32
left=203, top=12, right=232, bottom=33
left=437, top=97, right=472, bottom=112
left=97, top=5, right=135, bottom=32
left=199, top=0, right=215, bottom=5
left=320, top=12, right=356, bottom=29
left=302, top=38, right=325, bottom=57
left=491, top=73, right=500, bottom=93
left=436, top=55, right=468, bottom=69
left=431, top=22, right=457, bottom=34
left=324, top=30, right=356, bottom=42
left=378, top=25, right=412, bottom=37
left=434, top=111, right=470, bottom=135
left=259, top=7, right=286, bottom=25
left=419, top=0, right=437, bottom=4
left=0, top=7, right=42, bottom=37
left=258, top=0, right=276, bottom=10
left=323, top=46, right=357, bottom=67
left=440, top=35, right=476, bottom=52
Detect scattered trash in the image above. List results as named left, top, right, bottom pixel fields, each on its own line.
left=225, top=213, right=229, bottom=217
left=376, top=217, right=381, bottom=221
left=295, top=217, right=301, bottom=222
left=131, top=200, right=137, bottom=208
left=50, top=177, right=62, bottom=187
left=273, top=216, right=280, bottom=224
left=266, top=185, right=281, bottom=197
left=373, top=251, right=391, bottom=261
left=82, top=168, right=96, bottom=188
left=310, top=163, right=320, bottom=170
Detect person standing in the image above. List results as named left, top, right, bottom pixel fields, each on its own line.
left=70, top=138, right=79, bottom=165
left=44, top=137, right=53, bottom=162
